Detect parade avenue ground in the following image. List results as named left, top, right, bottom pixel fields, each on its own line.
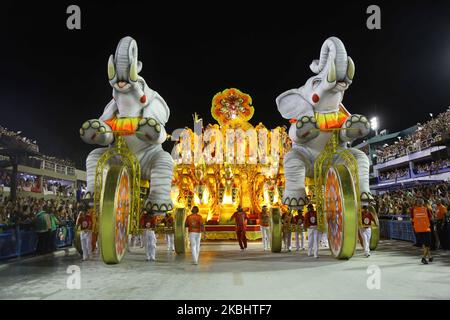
left=0, top=240, right=449, bottom=300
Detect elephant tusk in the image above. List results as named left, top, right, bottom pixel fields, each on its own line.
left=327, top=60, right=336, bottom=83
left=347, top=56, right=355, bottom=80
left=107, top=55, right=116, bottom=81
left=129, top=60, right=138, bottom=82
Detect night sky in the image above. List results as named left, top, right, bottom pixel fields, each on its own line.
left=1, top=1, right=450, bottom=169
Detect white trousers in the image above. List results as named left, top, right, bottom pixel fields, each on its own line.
left=129, top=234, right=142, bottom=247
left=320, top=232, right=329, bottom=248
left=189, top=232, right=201, bottom=263
left=144, top=229, right=157, bottom=260
left=295, top=230, right=305, bottom=249
left=261, top=226, right=270, bottom=250
left=80, top=230, right=92, bottom=260
left=165, top=233, right=175, bottom=251
left=283, top=231, right=292, bottom=250
left=308, top=228, right=319, bottom=257
left=359, top=227, right=372, bottom=255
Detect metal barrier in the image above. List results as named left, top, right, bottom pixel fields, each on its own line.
left=379, top=218, right=391, bottom=239
left=0, top=222, right=74, bottom=261
left=379, top=216, right=416, bottom=243
left=0, top=227, right=19, bottom=259
left=19, top=230, right=38, bottom=256
left=55, top=225, right=75, bottom=248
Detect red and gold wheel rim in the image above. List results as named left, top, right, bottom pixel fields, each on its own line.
left=100, top=165, right=131, bottom=264
left=324, top=165, right=358, bottom=259
left=114, top=168, right=131, bottom=259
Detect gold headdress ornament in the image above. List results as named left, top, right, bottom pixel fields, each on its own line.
left=211, top=88, right=254, bottom=129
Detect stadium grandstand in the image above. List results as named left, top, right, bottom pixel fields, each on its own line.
left=0, top=125, right=86, bottom=201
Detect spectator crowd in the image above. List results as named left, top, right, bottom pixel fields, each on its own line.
left=378, top=159, right=450, bottom=182
left=414, top=159, right=450, bottom=175
left=43, top=180, right=74, bottom=197
left=0, top=170, right=11, bottom=188
left=375, top=181, right=450, bottom=250
left=0, top=125, right=39, bottom=153
left=375, top=181, right=449, bottom=216
left=0, top=194, right=83, bottom=254
left=375, top=107, right=450, bottom=164
left=379, top=167, right=410, bottom=182
left=41, top=155, right=75, bottom=168
left=0, top=194, right=80, bottom=226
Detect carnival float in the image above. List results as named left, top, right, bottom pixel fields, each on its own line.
left=77, top=36, right=379, bottom=264
left=170, top=88, right=291, bottom=249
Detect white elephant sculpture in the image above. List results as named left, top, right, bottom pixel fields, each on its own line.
left=80, top=36, right=174, bottom=213
left=276, top=36, right=372, bottom=209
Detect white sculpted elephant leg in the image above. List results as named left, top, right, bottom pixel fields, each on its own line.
left=283, top=147, right=312, bottom=209
left=139, top=147, right=174, bottom=213
left=85, top=147, right=109, bottom=199
left=347, top=148, right=372, bottom=203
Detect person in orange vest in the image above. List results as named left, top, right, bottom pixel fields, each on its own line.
left=411, top=198, right=434, bottom=264
left=76, top=209, right=93, bottom=261
left=230, top=206, right=249, bottom=250
left=185, top=206, right=204, bottom=264
left=140, top=210, right=158, bottom=261
left=259, top=205, right=270, bottom=251
left=304, top=204, right=319, bottom=258
left=281, top=209, right=294, bottom=252
left=359, top=205, right=377, bottom=257
left=435, top=199, right=448, bottom=250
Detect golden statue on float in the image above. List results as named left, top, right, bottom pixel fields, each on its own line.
left=171, top=88, right=290, bottom=245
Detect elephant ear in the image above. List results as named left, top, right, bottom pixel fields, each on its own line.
left=143, top=89, right=170, bottom=125
left=276, top=89, right=314, bottom=120
left=99, top=99, right=118, bottom=122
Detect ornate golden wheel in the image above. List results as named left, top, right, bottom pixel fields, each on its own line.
left=270, top=207, right=282, bottom=252
left=174, top=207, right=187, bottom=254
left=324, top=165, right=358, bottom=259
left=100, top=165, right=131, bottom=264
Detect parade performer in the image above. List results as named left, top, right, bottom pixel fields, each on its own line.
left=140, top=210, right=158, bottom=261
left=294, top=210, right=305, bottom=251
left=276, top=37, right=371, bottom=211
left=359, top=205, right=377, bottom=257
left=411, top=199, right=433, bottom=264
left=304, top=204, right=319, bottom=258
left=281, top=209, right=294, bottom=252
left=185, top=206, right=204, bottom=265
left=259, top=205, right=270, bottom=251
left=76, top=209, right=93, bottom=261
left=230, top=206, right=248, bottom=250
left=80, top=36, right=173, bottom=213
left=163, top=212, right=175, bottom=252
left=435, top=199, right=448, bottom=250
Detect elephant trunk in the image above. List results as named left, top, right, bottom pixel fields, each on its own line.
left=310, top=37, right=348, bottom=81
left=114, top=36, right=139, bottom=82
